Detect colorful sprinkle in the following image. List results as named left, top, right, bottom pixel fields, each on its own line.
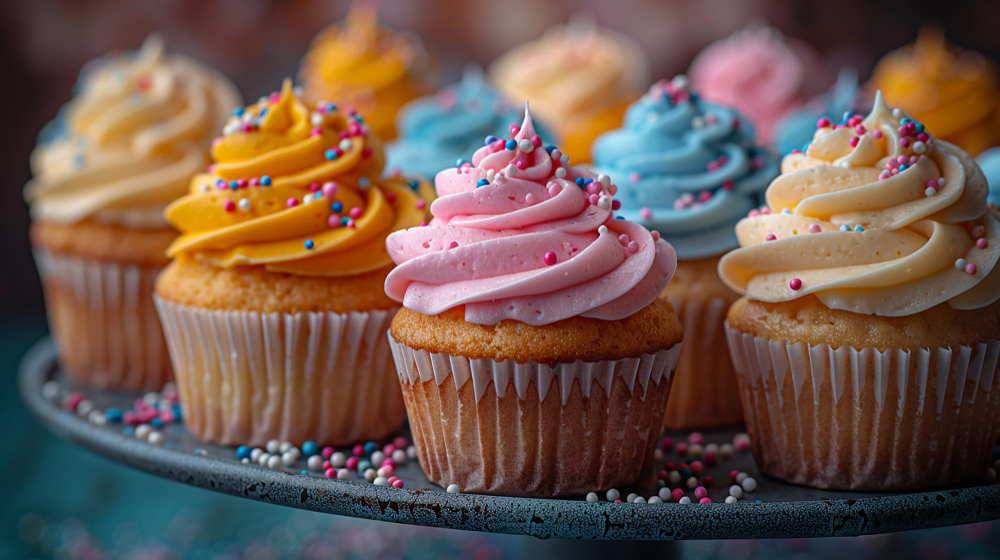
left=789, top=278, right=803, bottom=291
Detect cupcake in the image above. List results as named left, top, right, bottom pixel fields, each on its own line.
left=718, top=92, right=1000, bottom=490
left=154, top=80, right=433, bottom=446
left=870, top=27, right=1000, bottom=156
left=383, top=106, right=683, bottom=496
left=591, top=76, right=779, bottom=429
left=977, top=147, right=1000, bottom=206
left=488, top=19, right=650, bottom=165
left=690, top=24, right=826, bottom=145
left=25, top=35, right=240, bottom=391
left=299, top=1, right=432, bottom=142
left=386, top=67, right=553, bottom=180
left=774, top=68, right=868, bottom=156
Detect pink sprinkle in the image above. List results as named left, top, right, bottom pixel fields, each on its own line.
left=349, top=207, right=363, bottom=219
left=651, top=231, right=660, bottom=241
left=977, top=238, right=987, bottom=249
left=64, top=392, right=85, bottom=411
left=286, top=197, right=299, bottom=208
left=618, top=234, right=630, bottom=246
left=447, top=241, right=458, bottom=250
left=897, top=125, right=908, bottom=136
left=690, top=460, right=704, bottom=476
left=698, top=190, right=712, bottom=202
left=694, top=486, right=708, bottom=499
left=241, top=123, right=253, bottom=132
left=325, top=468, right=336, bottom=479
left=689, top=432, right=704, bottom=444
left=346, top=219, right=356, bottom=228
left=588, top=194, right=599, bottom=205
left=897, top=155, right=908, bottom=164
left=926, top=179, right=939, bottom=190
left=972, top=225, right=986, bottom=237
left=872, top=129, right=883, bottom=139
left=236, top=178, right=248, bottom=188
left=587, top=183, right=600, bottom=194
left=419, top=221, right=428, bottom=227
left=765, top=233, right=776, bottom=242
left=718, top=155, right=728, bottom=166
left=415, top=200, right=427, bottom=210
left=627, top=240, right=639, bottom=253
left=543, top=251, right=557, bottom=266
left=916, top=132, right=929, bottom=142
left=352, top=444, right=364, bottom=456
left=249, top=177, right=260, bottom=187
left=729, top=470, right=740, bottom=482
left=966, top=263, right=978, bottom=275
left=671, top=488, right=685, bottom=502
left=322, top=447, right=334, bottom=459
left=809, top=224, right=822, bottom=233
left=909, top=155, right=918, bottom=164
left=735, top=439, right=750, bottom=453
left=311, top=127, right=323, bottom=136
left=760, top=206, right=771, bottom=214
left=612, top=200, right=621, bottom=211
left=309, top=182, right=321, bottom=192
left=515, top=160, right=526, bottom=170
left=700, top=498, right=712, bottom=504
left=751, top=156, right=763, bottom=169
left=704, top=474, right=715, bottom=485
left=748, top=210, right=759, bottom=218
left=854, top=125, right=866, bottom=135
left=850, top=137, right=859, bottom=147
left=392, top=479, right=404, bottom=488
left=531, top=134, right=542, bottom=147
left=393, top=436, right=408, bottom=449
left=362, top=147, right=373, bottom=158
left=224, top=200, right=236, bottom=212
left=548, top=182, right=561, bottom=196
left=722, top=179, right=735, bottom=190
left=523, top=193, right=535, bottom=205
left=789, top=278, right=803, bottom=290
left=847, top=115, right=863, bottom=127
left=509, top=123, right=520, bottom=136
left=817, top=117, right=830, bottom=128
left=707, top=161, right=719, bottom=172
left=346, top=456, right=359, bottom=470
left=269, top=92, right=280, bottom=103
left=899, top=137, right=910, bottom=147
left=639, top=207, right=652, bottom=219
left=322, top=182, right=339, bottom=197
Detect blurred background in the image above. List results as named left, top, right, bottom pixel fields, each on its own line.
left=3, top=0, right=1000, bottom=558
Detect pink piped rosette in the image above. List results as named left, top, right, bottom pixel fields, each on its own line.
left=383, top=105, right=683, bottom=496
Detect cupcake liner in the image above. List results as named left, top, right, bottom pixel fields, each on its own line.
left=155, top=297, right=404, bottom=446
left=34, top=250, right=171, bottom=391
left=725, top=322, right=1000, bottom=490
left=663, top=296, right=744, bottom=429
left=389, top=333, right=682, bottom=496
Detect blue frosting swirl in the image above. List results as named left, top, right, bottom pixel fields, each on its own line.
left=386, top=68, right=553, bottom=180
left=591, top=78, right=779, bottom=260
left=977, top=146, right=1000, bottom=206
left=774, top=68, right=865, bottom=156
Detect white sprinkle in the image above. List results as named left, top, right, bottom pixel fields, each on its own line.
left=391, top=449, right=407, bottom=465
left=938, top=177, right=946, bottom=187
left=597, top=174, right=610, bottom=187
left=912, top=141, right=926, bottom=154
left=892, top=108, right=904, bottom=118
left=258, top=453, right=271, bottom=466
left=518, top=138, right=534, bottom=152
left=281, top=451, right=298, bottom=466
left=238, top=198, right=251, bottom=210
left=337, top=468, right=350, bottom=479
left=406, top=445, right=417, bottom=460
left=925, top=187, right=936, bottom=197
left=560, top=154, right=569, bottom=165
left=679, top=497, right=692, bottom=505
left=658, top=487, right=672, bottom=501
left=550, top=149, right=563, bottom=161
left=266, top=455, right=282, bottom=470
left=668, top=471, right=681, bottom=484
left=364, top=468, right=377, bottom=482
left=250, top=448, right=264, bottom=462
left=597, top=195, right=611, bottom=210
left=688, top=443, right=703, bottom=458
left=653, top=449, right=664, bottom=461
left=148, top=432, right=164, bottom=446
left=741, top=477, right=758, bottom=492
left=725, top=496, right=738, bottom=504
left=671, top=75, right=690, bottom=90
left=307, top=455, right=323, bottom=471
left=719, top=443, right=734, bottom=458
left=135, top=424, right=153, bottom=441
left=279, top=441, right=293, bottom=453
left=586, top=492, right=599, bottom=502
left=374, top=476, right=390, bottom=486
left=303, top=193, right=314, bottom=204
left=42, top=381, right=60, bottom=400
left=88, top=410, right=107, bottom=426
left=687, top=477, right=699, bottom=489
left=76, top=399, right=94, bottom=417
left=310, top=112, right=324, bottom=126
left=447, top=484, right=460, bottom=494
left=598, top=225, right=609, bottom=235
left=554, top=167, right=567, bottom=178
left=729, top=484, right=744, bottom=499
left=606, top=488, right=620, bottom=501
left=371, top=451, right=386, bottom=466
left=505, top=164, right=518, bottom=177
left=633, top=497, right=646, bottom=504
left=626, top=493, right=638, bottom=503
left=339, top=139, right=353, bottom=151
left=736, top=472, right=748, bottom=484
left=266, top=439, right=280, bottom=454
left=648, top=496, right=663, bottom=504
left=955, top=258, right=967, bottom=270
left=691, top=116, right=704, bottom=128
left=331, top=452, right=346, bottom=468
left=241, top=458, right=250, bottom=464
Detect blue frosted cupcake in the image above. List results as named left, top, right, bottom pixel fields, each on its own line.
left=774, top=68, right=867, bottom=156
left=591, top=75, right=779, bottom=429
left=386, top=67, right=552, bottom=179
left=978, top=147, right=1000, bottom=206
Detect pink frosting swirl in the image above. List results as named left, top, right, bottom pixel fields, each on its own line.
left=384, top=107, right=677, bottom=325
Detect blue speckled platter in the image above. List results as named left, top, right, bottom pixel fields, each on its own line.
left=19, top=338, right=1000, bottom=540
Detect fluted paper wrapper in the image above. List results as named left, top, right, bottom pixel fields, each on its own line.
left=155, top=297, right=405, bottom=446
left=663, top=296, right=743, bottom=429
left=389, top=334, right=682, bottom=496
left=725, top=322, right=1000, bottom=490
left=34, top=250, right=171, bottom=391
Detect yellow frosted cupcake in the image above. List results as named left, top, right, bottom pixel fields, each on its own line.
left=719, top=92, right=1000, bottom=490
left=299, top=1, right=432, bottom=142
left=155, top=80, right=433, bottom=446
left=488, top=19, right=650, bottom=165
left=870, top=27, right=1000, bottom=156
left=25, top=35, right=240, bottom=391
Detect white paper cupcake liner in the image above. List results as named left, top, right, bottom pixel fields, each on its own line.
left=34, top=250, right=171, bottom=391
left=155, top=297, right=404, bottom=446
left=389, top=333, right=681, bottom=496
left=663, top=296, right=743, bottom=429
left=725, top=322, right=1000, bottom=490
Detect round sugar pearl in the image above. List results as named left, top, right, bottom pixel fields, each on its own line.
left=307, top=455, right=324, bottom=471
left=725, top=496, right=738, bottom=504
left=729, top=485, right=744, bottom=499
left=741, top=477, right=758, bottom=492
left=679, top=497, right=692, bottom=505
left=447, top=484, right=460, bottom=494
left=266, top=455, right=282, bottom=470
left=606, top=489, right=620, bottom=501
left=331, top=452, right=347, bottom=468
left=266, top=439, right=281, bottom=454
left=586, top=492, right=599, bottom=502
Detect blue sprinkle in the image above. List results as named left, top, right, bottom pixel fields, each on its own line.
left=358, top=460, right=372, bottom=473
left=151, top=417, right=164, bottom=428
left=105, top=408, right=123, bottom=422
left=123, top=427, right=134, bottom=436
left=505, top=139, right=517, bottom=151
left=898, top=164, right=909, bottom=171
left=456, top=158, right=465, bottom=168
left=237, top=445, right=251, bottom=460
left=331, top=201, right=343, bottom=212
left=915, top=122, right=924, bottom=133
left=364, top=441, right=377, bottom=454
left=615, top=216, right=625, bottom=220
left=340, top=216, right=350, bottom=226
left=233, top=106, right=245, bottom=117
left=409, top=180, right=420, bottom=191
left=781, top=208, right=792, bottom=214
left=484, top=135, right=497, bottom=146
left=901, top=117, right=911, bottom=125
left=260, top=175, right=272, bottom=187
left=476, top=179, right=489, bottom=188
left=839, top=224, right=850, bottom=232
left=302, top=441, right=319, bottom=456
left=304, top=239, right=315, bottom=250
left=325, top=149, right=337, bottom=160
left=194, top=449, right=206, bottom=456
left=326, top=103, right=337, bottom=112
left=171, top=403, right=183, bottom=420
left=300, top=469, right=308, bottom=475
left=259, top=107, right=268, bottom=117
left=854, top=225, right=865, bottom=232
left=575, top=177, right=585, bottom=187
left=545, top=145, right=557, bottom=153
left=841, top=111, right=851, bottom=123
left=229, top=180, right=239, bottom=190
left=755, top=499, right=763, bottom=504
left=353, top=114, right=364, bottom=122
left=583, top=178, right=594, bottom=186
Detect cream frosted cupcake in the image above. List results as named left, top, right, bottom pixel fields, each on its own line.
left=155, top=80, right=433, bottom=446
left=719, top=92, right=1000, bottom=490
left=25, top=35, right=241, bottom=391
left=384, top=107, right=683, bottom=496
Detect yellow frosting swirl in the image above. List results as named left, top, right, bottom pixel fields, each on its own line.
left=870, top=28, right=1000, bottom=156
left=299, top=2, right=432, bottom=142
left=718, top=92, right=1000, bottom=317
left=25, top=35, right=241, bottom=228
left=165, top=80, right=433, bottom=277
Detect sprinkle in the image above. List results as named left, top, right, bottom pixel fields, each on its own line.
left=484, top=135, right=497, bottom=146
left=237, top=198, right=251, bottom=211
left=839, top=224, right=850, bottom=232
left=476, top=179, right=489, bottom=188
left=543, top=251, right=557, bottom=266
left=977, top=238, right=988, bottom=249
left=304, top=239, right=315, bottom=250
left=223, top=200, right=236, bottom=212
left=287, top=197, right=299, bottom=208
left=447, top=484, right=460, bottom=494
left=233, top=106, right=245, bottom=117
left=722, top=179, right=735, bottom=190
left=789, top=278, right=803, bottom=291
left=554, top=167, right=567, bottom=178
left=325, top=149, right=337, bottom=160
left=899, top=137, right=910, bottom=148
left=505, top=139, right=517, bottom=151
left=639, top=207, right=652, bottom=219
left=808, top=224, right=822, bottom=233
left=850, top=137, right=859, bottom=148
left=525, top=193, right=536, bottom=205
left=765, top=233, right=776, bottom=242
left=339, top=139, right=353, bottom=151
left=966, top=263, right=978, bottom=275
left=518, top=138, right=534, bottom=152
left=854, top=225, right=865, bottom=232
left=331, top=201, right=343, bottom=213
left=327, top=215, right=340, bottom=228
left=416, top=200, right=427, bottom=210
left=409, top=180, right=420, bottom=191
left=627, top=241, right=639, bottom=254
left=925, top=187, right=936, bottom=197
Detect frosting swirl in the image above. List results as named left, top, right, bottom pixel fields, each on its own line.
left=299, top=1, right=432, bottom=142
left=165, top=80, right=432, bottom=277
left=25, top=35, right=241, bottom=228
left=386, top=67, right=553, bottom=180
left=591, top=76, right=779, bottom=260
left=775, top=67, right=868, bottom=156
left=870, top=28, right=1000, bottom=156
left=718, top=93, right=1000, bottom=316
left=690, top=24, right=822, bottom=144
left=384, top=106, right=677, bottom=325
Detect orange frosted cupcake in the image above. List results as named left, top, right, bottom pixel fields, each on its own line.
left=299, top=1, right=432, bottom=142
left=870, top=27, right=1000, bottom=156
left=25, top=35, right=240, bottom=391
left=384, top=107, right=683, bottom=496
left=488, top=19, right=650, bottom=164
left=718, top=92, right=1000, bottom=490
left=155, top=80, right=432, bottom=446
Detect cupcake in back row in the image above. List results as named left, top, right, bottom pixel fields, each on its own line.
left=385, top=66, right=553, bottom=180
left=690, top=23, right=827, bottom=145
left=155, top=80, right=433, bottom=446
left=592, top=76, right=779, bottom=429
left=385, top=107, right=683, bottom=496
left=489, top=18, right=649, bottom=165
left=25, top=35, right=240, bottom=391
left=719, top=92, right=1000, bottom=490
left=870, top=27, right=1000, bottom=156
left=299, top=1, right=433, bottom=141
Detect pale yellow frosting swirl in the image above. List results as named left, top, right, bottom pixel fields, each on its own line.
left=25, top=35, right=242, bottom=228
left=719, top=92, right=1000, bottom=316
